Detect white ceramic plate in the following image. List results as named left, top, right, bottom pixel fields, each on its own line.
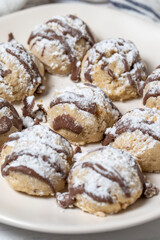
left=0, top=3, right=160, bottom=234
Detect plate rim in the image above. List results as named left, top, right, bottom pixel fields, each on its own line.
left=0, top=2, right=160, bottom=30
left=1, top=208, right=160, bottom=234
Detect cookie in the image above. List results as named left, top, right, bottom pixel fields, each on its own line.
left=0, top=98, right=22, bottom=147
left=81, top=38, right=147, bottom=101
left=0, top=34, right=45, bottom=102
left=28, top=15, right=95, bottom=82
left=57, top=146, right=144, bottom=216
left=48, top=83, right=121, bottom=145
left=143, top=66, right=160, bottom=109
left=1, top=125, right=73, bottom=196
left=103, top=108, right=160, bottom=172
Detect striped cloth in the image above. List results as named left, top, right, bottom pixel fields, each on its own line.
left=108, top=0, right=160, bottom=23
left=0, top=0, right=160, bottom=24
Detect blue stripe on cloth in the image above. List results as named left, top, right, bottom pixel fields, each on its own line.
left=109, top=0, right=145, bottom=15
left=125, top=0, right=160, bottom=20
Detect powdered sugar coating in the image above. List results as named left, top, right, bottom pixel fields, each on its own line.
left=29, top=24, right=66, bottom=63
left=143, top=67, right=160, bottom=105
left=147, top=67, right=160, bottom=82
left=48, top=83, right=121, bottom=145
left=29, top=15, right=93, bottom=62
left=2, top=125, right=73, bottom=186
left=145, top=81, right=160, bottom=98
left=48, top=15, right=93, bottom=57
left=51, top=83, right=121, bottom=121
left=0, top=38, right=43, bottom=101
left=69, top=146, right=143, bottom=204
left=22, top=116, right=36, bottom=128
left=0, top=97, right=22, bottom=135
left=26, top=95, right=35, bottom=105
left=0, top=106, right=13, bottom=120
left=105, top=108, right=160, bottom=144
left=81, top=38, right=147, bottom=96
left=28, top=15, right=94, bottom=81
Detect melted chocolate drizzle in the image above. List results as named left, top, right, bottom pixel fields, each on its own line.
left=6, top=42, right=42, bottom=86
left=84, top=48, right=104, bottom=83
left=143, top=91, right=160, bottom=105
left=57, top=148, right=144, bottom=208
left=143, top=66, right=160, bottom=104
left=0, top=33, right=15, bottom=78
left=102, top=109, right=160, bottom=146
left=0, top=116, right=13, bottom=135
left=108, top=69, right=116, bottom=79
left=28, top=15, right=94, bottom=82
left=22, top=95, right=35, bottom=117
left=50, top=84, right=121, bottom=119
left=68, top=15, right=95, bottom=45
left=1, top=145, right=68, bottom=193
left=0, top=64, right=12, bottom=78
left=50, top=92, right=97, bottom=114
left=4, top=127, right=72, bottom=159
left=82, top=162, right=131, bottom=197
left=47, top=18, right=86, bottom=43
left=83, top=40, right=146, bottom=94
left=69, top=184, right=114, bottom=204
left=3, top=165, right=55, bottom=193
left=53, top=114, right=83, bottom=134
left=143, top=89, right=160, bottom=105
left=84, top=66, right=93, bottom=83
left=0, top=100, right=22, bottom=134
left=144, top=66, right=160, bottom=88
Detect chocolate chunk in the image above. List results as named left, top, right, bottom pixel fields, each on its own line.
left=8, top=33, right=14, bottom=42
left=143, top=180, right=159, bottom=199
left=53, top=114, right=82, bottom=134
left=56, top=192, right=74, bottom=208
left=74, top=146, right=82, bottom=154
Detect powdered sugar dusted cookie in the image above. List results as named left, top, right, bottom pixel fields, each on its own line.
left=0, top=34, right=45, bottom=102
left=28, top=15, right=95, bottom=82
left=1, top=125, right=73, bottom=196
left=103, top=108, right=160, bottom=172
left=0, top=98, right=22, bottom=147
left=143, top=66, right=160, bottom=109
left=57, top=146, right=144, bottom=216
left=81, top=38, right=147, bottom=101
left=48, top=83, right=121, bottom=145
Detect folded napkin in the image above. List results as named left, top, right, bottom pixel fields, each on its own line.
left=108, top=0, right=160, bottom=23
left=0, top=0, right=27, bottom=16
left=0, top=0, right=160, bottom=25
